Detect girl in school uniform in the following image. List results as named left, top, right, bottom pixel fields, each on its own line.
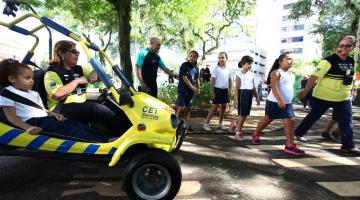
left=203, top=52, right=231, bottom=131
left=252, top=52, right=305, bottom=156
left=233, top=56, right=260, bottom=141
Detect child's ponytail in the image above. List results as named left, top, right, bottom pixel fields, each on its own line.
left=266, top=52, right=290, bottom=85
left=238, top=55, right=254, bottom=68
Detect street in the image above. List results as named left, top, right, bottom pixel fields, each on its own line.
left=0, top=104, right=359, bottom=200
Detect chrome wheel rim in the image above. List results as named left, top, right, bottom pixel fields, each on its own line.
left=132, top=164, right=171, bottom=199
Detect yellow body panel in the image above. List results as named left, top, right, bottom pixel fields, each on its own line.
left=0, top=92, right=178, bottom=166
left=0, top=13, right=179, bottom=167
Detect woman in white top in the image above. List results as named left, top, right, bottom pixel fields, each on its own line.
left=203, top=52, right=231, bottom=131
left=252, top=52, right=305, bottom=156
left=233, top=56, right=260, bottom=141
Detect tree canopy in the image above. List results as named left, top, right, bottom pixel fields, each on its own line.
left=25, top=0, right=256, bottom=85
left=289, top=0, right=360, bottom=55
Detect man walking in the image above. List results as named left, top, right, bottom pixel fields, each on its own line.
left=135, top=37, right=177, bottom=98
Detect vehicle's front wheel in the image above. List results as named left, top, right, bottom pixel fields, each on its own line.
left=123, top=149, right=182, bottom=200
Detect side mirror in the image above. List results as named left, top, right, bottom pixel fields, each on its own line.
left=3, top=1, right=19, bottom=17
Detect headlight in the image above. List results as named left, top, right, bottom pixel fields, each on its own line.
left=170, top=114, right=178, bottom=129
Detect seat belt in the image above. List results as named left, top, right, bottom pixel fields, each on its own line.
left=0, top=89, right=44, bottom=110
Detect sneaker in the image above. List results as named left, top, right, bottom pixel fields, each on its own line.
left=234, top=132, right=244, bottom=141
left=296, top=136, right=308, bottom=142
left=284, top=144, right=305, bottom=156
left=218, top=124, right=227, bottom=130
left=251, top=132, right=261, bottom=145
left=203, top=124, right=212, bottom=131
left=187, top=126, right=194, bottom=132
left=340, top=147, right=360, bottom=156
left=321, top=131, right=331, bottom=139
left=331, top=131, right=340, bottom=140
left=228, top=120, right=237, bottom=133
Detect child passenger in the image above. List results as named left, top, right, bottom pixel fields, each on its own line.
left=203, top=52, right=231, bottom=131
left=233, top=56, right=260, bottom=141
left=0, top=59, right=110, bottom=143
left=177, top=50, right=200, bottom=129
left=252, top=52, right=305, bottom=155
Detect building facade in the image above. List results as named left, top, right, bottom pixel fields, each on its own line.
left=255, top=0, right=322, bottom=62
left=279, top=0, right=322, bottom=60
left=204, top=37, right=268, bottom=86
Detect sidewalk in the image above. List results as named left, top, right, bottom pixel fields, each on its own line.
left=188, top=101, right=360, bottom=140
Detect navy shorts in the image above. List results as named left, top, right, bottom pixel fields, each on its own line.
left=237, top=89, right=253, bottom=116
left=177, top=91, right=194, bottom=107
left=212, top=87, right=229, bottom=104
left=265, top=100, right=295, bottom=119
left=331, top=110, right=337, bottom=121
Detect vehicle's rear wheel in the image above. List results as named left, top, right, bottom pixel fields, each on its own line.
left=123, top=149, right=182, bottom=200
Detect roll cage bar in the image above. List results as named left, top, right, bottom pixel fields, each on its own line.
left=1, top=0, right=135, bottom=105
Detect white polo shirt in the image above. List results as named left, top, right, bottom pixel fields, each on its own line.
left=211, top=65, right=231, bottom=89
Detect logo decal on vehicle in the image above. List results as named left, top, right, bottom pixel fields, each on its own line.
left=142, top=106, right=159, bottom=120
left=50, top=82, right=57, bottom=88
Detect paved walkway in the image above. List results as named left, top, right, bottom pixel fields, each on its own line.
left=188, top=101, right=360, bottom=140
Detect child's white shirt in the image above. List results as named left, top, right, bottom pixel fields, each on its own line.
left=236, top=70, right=254, bottom=90
left=0, top=86, right=48, bottom=122
left=267, top=68, right=295, bottom=104
left=211, top=65, right=231, bottom=89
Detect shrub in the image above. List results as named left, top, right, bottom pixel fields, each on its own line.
left=158, top=82, right=177, bottom=106
left=192, top=82, right=212, bottom=109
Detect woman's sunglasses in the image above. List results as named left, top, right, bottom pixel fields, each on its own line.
left=67, top=49, right=80, bottom=55
left=338, top=44, right=353, bottom=49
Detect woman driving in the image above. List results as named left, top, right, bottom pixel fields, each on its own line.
left=44, top=40, right=124, bottom=135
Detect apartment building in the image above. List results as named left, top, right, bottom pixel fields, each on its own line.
left=279, top=0, right=322, bottom=60
left=256, top=0, right=322, bottom=62
left=204, top=37, right=268, bottom=86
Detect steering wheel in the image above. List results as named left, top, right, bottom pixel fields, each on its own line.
left=96, top=88, right=109, bottom=104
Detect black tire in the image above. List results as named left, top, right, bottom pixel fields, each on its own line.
left=123, top=149, right=182, bottom=200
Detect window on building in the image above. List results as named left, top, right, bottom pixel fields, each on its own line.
left=281, top=24, right=305, bottom=32
left=255, top=52, right=259, bottom=56
left=282, top=15, right=305, bottom=21
left=281, top=48, right=303, bottom=54
left=283, top=3, right=294, bottom=10
left=294, top=24, right=305, bottom=30
left=260, top=55, right=266, bottom=59
left=259, top=63, right=265, bottom=67
left=281, top=36, right=304, bottom=43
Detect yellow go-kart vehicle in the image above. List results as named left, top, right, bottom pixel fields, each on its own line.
left=0, top=1, right=187, bottom=199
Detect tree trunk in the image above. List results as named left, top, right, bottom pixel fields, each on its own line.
left=108, top=0, right=133, bottom=86
left=201, top=41, right=206, bottom=60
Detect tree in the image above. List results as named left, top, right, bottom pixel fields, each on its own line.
left=29, top=0, right=134, bottom=85
left=133, top=0, right=256, bottom=60
left=192, top=0, right=256, bottom=60
left=289, top=0, right=360, bottom=55
left=27, top=0, right=256, bottom=85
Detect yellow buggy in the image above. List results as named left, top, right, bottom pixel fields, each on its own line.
left=0, top=1, right=187, bottom=199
